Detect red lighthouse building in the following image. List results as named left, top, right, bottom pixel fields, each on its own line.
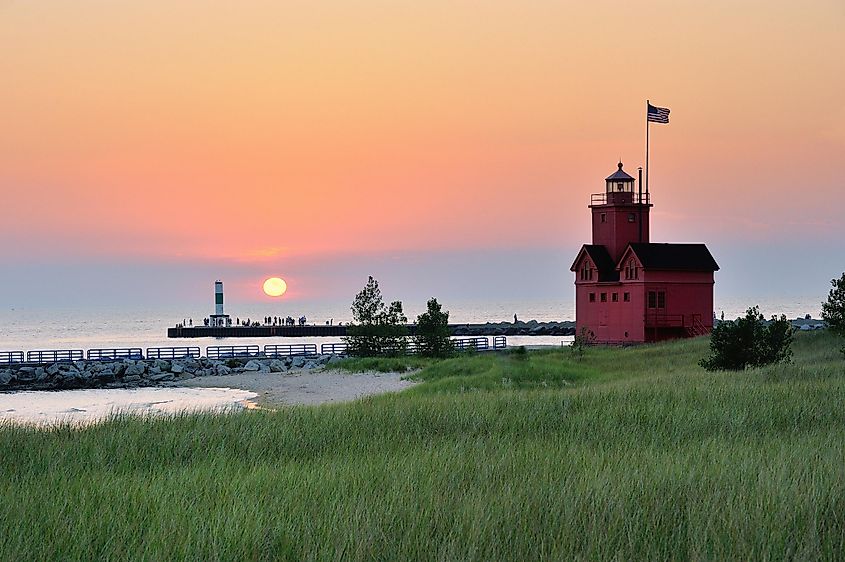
left=570, top=162, right=719, bottom=343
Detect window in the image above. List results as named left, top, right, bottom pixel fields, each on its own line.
left=600, top=213, right=607, bottom=223
left=648, top=291, right=666, bottom=309
left=600, top=293, right=607, bottom=303
left=612, top=292, right=618, bottom=302
left=580, top=261, right=593, bottom=281
left=625, top=259, right=638, bottom=280
left=589, top=293, right=596, bottom=303
left=623, top=292, right=630, bottom=302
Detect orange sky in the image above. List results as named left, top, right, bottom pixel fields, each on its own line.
left=1, top=0, right=843, bottom=270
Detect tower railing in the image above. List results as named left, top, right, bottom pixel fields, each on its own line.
left=590, top=192, right=651, bottom=206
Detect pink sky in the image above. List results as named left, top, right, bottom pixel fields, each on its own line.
left=0, top=0, right=843, bottom=306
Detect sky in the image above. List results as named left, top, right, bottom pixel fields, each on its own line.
left=1, top=0, right=843, bottom=313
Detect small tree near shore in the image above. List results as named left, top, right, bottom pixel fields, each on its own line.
left=415, top=298, right=453, bottom=357
left=344, top=276, right=408, bottom=357
left=822, top=272, right=845, bottom=357
left=700, top=306, right=793, bottom=371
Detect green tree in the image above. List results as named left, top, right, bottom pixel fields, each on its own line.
left=343, top=276, right=408, bottom=357
left=821, top=272, right=845, bottom=357
left=414, top=298, right=453, bottom=357
left=700, top=306, right=794, bottom=371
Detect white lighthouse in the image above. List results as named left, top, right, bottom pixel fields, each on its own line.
left=209, top=280, right=231, bottom=327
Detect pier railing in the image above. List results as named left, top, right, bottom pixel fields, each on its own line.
left=145, top=346, right=202, bottom=360
left=263, top=344, right=318, bottom=357
left=87, top=348, right=144, bottom=361
left=493, top=336, right=507, bottom=350
left=26, top=350, right=84, bottom=363
left=206, top=345, right=261, bottom=359
left=0, top=351, right=24, bottom=365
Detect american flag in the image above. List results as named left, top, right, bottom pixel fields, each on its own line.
left=647, top=103, right=670, bottom=124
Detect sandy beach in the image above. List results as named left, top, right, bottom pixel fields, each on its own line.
left=175, top=368, right=418, bottom=408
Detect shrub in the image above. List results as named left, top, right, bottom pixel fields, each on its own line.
left=570, top=327, right=596, bottom=361
left=700, top=306, right=793, bottom=371
left=414, top=298, right=453, bottom=357
left=821, top=272, right=845, bottom=357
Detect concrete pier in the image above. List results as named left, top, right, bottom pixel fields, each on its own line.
left=167, top=321, right=576, bottom=339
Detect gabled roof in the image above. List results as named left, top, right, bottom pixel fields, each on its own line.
left=625, top=243, right=719, bottom=271
left=570, top=244, right=620, bottom=282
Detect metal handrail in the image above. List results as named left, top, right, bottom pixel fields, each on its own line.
left=145, top=346, right=201, bottom=359
left=87, top=348, right=144, bottom=361
left=264, top=344, right=318, bottom=357
left=321, top=343, right=348, bottom=355
left=26, top=350, right=84, bottom=364
left=206, top=345, right=261, bottom=359
left=0, top=351, right=24, bottom=365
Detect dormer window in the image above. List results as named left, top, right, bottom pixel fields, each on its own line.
left=625, top=259, right=638, bottom=280
left=580, top=261, right=593, bottom=281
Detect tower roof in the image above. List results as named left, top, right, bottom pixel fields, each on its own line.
left=605, top=162, right=635, bottom=182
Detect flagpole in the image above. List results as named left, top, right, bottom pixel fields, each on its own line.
left=645, top=99, right=649, bottom=200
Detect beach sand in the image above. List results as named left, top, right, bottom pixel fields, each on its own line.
left=175, top=368, right=418, bottom=408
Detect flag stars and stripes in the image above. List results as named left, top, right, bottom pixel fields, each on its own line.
left=647, top=103, right=670, bottom=124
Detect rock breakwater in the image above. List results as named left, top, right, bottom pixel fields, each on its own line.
left=0, top=355, right=344, bottom=392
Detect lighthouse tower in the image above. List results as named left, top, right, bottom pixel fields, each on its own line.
left=590, top=162, right=651, bottom=263
left=571, top=162, right=718, bottom=343
left=209, top=280, right=231, bottom=327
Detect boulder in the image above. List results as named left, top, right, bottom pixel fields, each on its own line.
left=244, top=360, right=262, bottom=372
left=96, top=369, right=116, bottom=382
left=171, top=362, right=185, bottom=374
left=148, top=366, right=162, bottom=375
left=154, top=359, right=171, bottom=371
left=35, top=367, right=49, bottom=382
left=327, top=355, right=344, bottom=366
left=124, top=363, right=146, bottom=377
left=269, top=359, right=287, bottom=373
left=123, top=374, right=142, bottom=383
left=0, top=371, right=12, bottom=385
left=46, top=363, right=61, bottom=376
left=291, top=356, right=307, bottom=369
left=176, top=372, right=195, bottom=380
left=303, top=360, right=320, bottom=370
left=215, top=364, right=232, bottom=376
left=149, top=373, right=175, bottom=382
left=17, top=367, right=37, bottom=381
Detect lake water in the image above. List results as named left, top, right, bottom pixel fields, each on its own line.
left=0, top=387, right=257, bottom=426
left=0, top=296, right=822, bottom=353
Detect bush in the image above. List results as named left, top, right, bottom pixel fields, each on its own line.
left=343, top=276, right=408, bottom=357
left=414, top=298, right=453, bottom=357
left=700, top=306, right=793, bottom=371
left=821, top=272, right=845, bottom=357
left=570, top=327, right=596, bottom=361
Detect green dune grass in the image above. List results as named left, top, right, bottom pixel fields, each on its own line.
left=1, top=331, right=844, bottom=560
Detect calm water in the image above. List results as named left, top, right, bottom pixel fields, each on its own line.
left=0, top=296, right=824, bottom=352
left=0, top=387, right=257, bottom=426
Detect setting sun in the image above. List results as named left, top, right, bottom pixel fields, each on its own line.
left=262, top=277, right=287, bottom=297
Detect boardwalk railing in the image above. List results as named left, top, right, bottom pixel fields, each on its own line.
left=493, top=336, right=507, bottom=350
left=206, top=345, right=260, bottom=359
left=0, top=351, right=25, bottom=365
left=321, top=343, right=348, bottom=355
left=145, top=346, right=201, bottom=360
left=87, top=348, right=144, bottom=361
left=264, top=344, right=318, bottom=357
left=26, top=350, right=84, bottom=364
